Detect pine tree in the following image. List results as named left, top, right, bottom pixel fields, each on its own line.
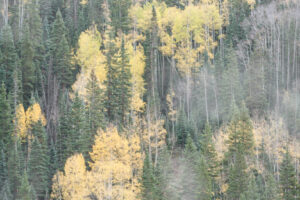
left=117, top=38, right=132, bottom=123
left=226, top=103, right=254, bottom=156
left=86, top=69, right=105, bottom=134
left=279, top=149, right=299, bottom=200
left=184, top=133, right=197, bottom=157
left=104, top=35, right=120, bottom=122
left=0, top=25, right=19, bottom=93
left=20, top=24, right=35, bottom=108
left=65, top=94, right=90, bottom=160
left=17, top=170, right=36, bottom=200
left=141, top=154, right=156, bottom=200
left=227, top=152, right=248, bottom=200
left=240, top=173, right=260, bottom=200
left=263, top=173, right=280, bottom=200
left=200, top=123, right=219, bottom=179
left=50, top=10, right=73, bottom=88
left=28, top=0, right=45, bottom=95
left=7, top=141, right=23, bottom=199
left=0, top=83, right=12, bottom=147
left=175, top=109, right=190, bottom=147
left=28, top=120, right=49, bottom=200
left=0, top=146, right=7, bottom=190
left=109, top=0, right=131, bottom=34
left=0, top=180, right=13, bottom=200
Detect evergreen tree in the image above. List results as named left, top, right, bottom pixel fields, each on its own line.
left=0, top=180, right=13, bottom=200
left=28, top=120, right=49, bottom=200
left=195, top=156, right=213, bottom=200
left=0, top=83, right=12, bottom=147
left=226, top=103, right=254, bottom=156
left=7, top=141, right=23, bottom=199
left=0, top=146, right=7, bottom=190
left=17, top=170, right=36, bottom=200
left=20, top=24, right=35, bottom=108
left=184, top=133, right=197, bottom=159
left=240, top=173, right=260, bottom=200
left=263, top=173, right=280, bottom=200
left=175, top=109, right=191, bottom=147
left=50, top=10, right=73, bottom=88
left=109, top=0, right=131, bottom=34
left=200, top=123, right=219, bottom=179
left=117, top=38, right=132, bottom=123
left=86, top=69, right=105, bottom=134
left=65, top=94, right=90, bottom=160
left=104, top=35, right=120, bottom=122
left=0, top=25, right=19, bottom=92
left=227, top=152, right=248, bottom=200
left=279, top=149, right=299, bottom=200
left=28, top=0, right=45, bottom=95
left=141, top=154, right=156, bottom=200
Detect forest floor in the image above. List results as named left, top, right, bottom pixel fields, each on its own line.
left=164, top=150, right=198, bottom=200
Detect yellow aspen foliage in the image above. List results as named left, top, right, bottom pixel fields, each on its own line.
left=80, top=0, right=88, bottom=5
left=88, top=126, right=142, bottom=199
left=51, top=154, right=89, bottom=200
left=166, top=91, right=177, bottom=122
left=14, top=103, right=46, bottom=141
left=131, top=0, right=224, bottom=75
left=25, top=103, right=47, bottom=128
left=14, top=104, right=26, bottom=140
left=73, top=25, right=106, bottom=97
left=127, top=43, right=146, bottom=113
left=143, top=118, right=167, bottom=152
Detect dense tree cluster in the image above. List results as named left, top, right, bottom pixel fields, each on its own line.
left=0, top=0, right=299, bottom=199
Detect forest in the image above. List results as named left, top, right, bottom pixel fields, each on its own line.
left=0, top=0, right=299, bottom=199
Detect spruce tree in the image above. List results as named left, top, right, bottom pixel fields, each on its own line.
left=50, top=10, right=73, bottom=88
left=109, top=0, right=131, bottom=34
left=240, top=173, right=260, bottom=200
left=104, top=35, right=120, bottom=122
left=64, top=94, right=90, bottom=160
left=0, top=25, right=19, bottom=92
left=0, top=146, right=7, bottom=190
left=227, top=152, right=248, bottom=200
left=20, top=24, right=35, bottom=108
left=86, top=69, right=105, bottom=134
left=141, top=154, right=156, bottom=200
left=7, top=141, right=23, bottom=199
left=226, top=103, right=254, bottom=156
left=0, top=180, right=13, bottom=200
left=17, top=170, right=36, bottom=200
left=279, top=149, right=299, bottom=200
left=263, top=173, right=280, bottom=200
left=117, top=38, right=132, bottom=124
left=0, top=83, right=12, bottom=147
left=200, top=123, right=219, bottom=179
left=28, top=120, right=49, bottom=200
left=175, top=109, right=190, bottom=147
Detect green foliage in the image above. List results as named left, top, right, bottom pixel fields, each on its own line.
left=0, top=25, right=19, bottom=92
left=28, top=120, right=49, bottom=199
left=141, top=154, right=166, bottom=200
left=279, top=149, right=299, bottom=200
left=20, top=24, right=35, bottom=108
left=17, top=170, right=36, bottom=200
left=0, top=83, right=12, bottom=146
left=227, top=152, right=248, bottom=200
left=86, top=69, right=105, bottom=134
left=175, top=109, right=192, bottom=147
left=50, top=10, right=73, bottom=88
left=104, top=37, right=132, bottom=123
left=109, top=0, right=131, bottom=34
left=7, top=141, right=24, bottom=199
left=240, top=173, right=260, bottom=200
left=226, top=103, right=254, bottom=156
